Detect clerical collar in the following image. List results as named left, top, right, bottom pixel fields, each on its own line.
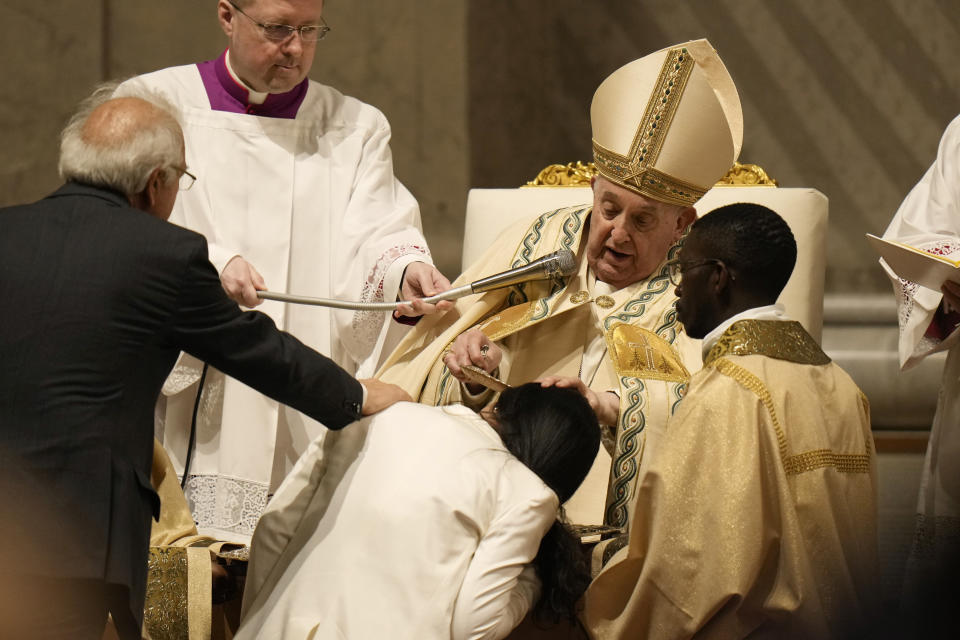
left=701, top=304, right=786, bottom=359
left=224, top=52, right=267, bottom=104
left=196, top=49, right=308, bottom=119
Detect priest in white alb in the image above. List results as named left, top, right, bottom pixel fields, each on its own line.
left=118, top=0, right=450, bottom=542
left=881, top=113, right=960, bottom=611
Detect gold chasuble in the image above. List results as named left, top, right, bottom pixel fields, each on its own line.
left=582, top=320, right=880, bottom=640
left=379, top=205, right=698, bottom=528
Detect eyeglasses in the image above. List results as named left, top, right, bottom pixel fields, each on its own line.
left=228, top=0, right=330, bottom=42
left=174, top=166, right=197, bottom=191
left=667, top=258, right=726, bottom=286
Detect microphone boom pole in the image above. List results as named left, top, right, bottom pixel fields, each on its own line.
left=255, top=249, right=577, bottom=311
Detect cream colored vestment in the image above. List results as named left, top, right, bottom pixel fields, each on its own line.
left=119, top=65, right=431, bottom=541
left=582, top=320, right=879, bottom=639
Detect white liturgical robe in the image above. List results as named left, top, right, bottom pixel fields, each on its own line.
left=121, top=59, right=432, bottom=541
left=237, top=403, right=558, bottom=640
left=882, top=113, right=960, bottom=600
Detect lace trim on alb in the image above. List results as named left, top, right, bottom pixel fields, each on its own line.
left=897, top=278, right=918, bottom=336
left=352, top=243, right=431, bottom=346
left=182, top=473, right=268, bottom=539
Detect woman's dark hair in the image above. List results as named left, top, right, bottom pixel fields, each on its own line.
left=494, top=383, right=601, bottom=625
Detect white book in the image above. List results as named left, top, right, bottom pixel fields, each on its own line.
left=866, top=233, right=960, bottom=291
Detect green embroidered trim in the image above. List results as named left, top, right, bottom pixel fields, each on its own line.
left=437, top=366, right=454, bottom=405
left=513, top=207, right=588, bottom=323
left=606, top=376, right=646, bottom=528
left=670, top=381, right=687, bottom=414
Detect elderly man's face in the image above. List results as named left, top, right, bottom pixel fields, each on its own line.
left=218, top=0, right=324, bottom=93
left=586, top=176, right=696, bottom=290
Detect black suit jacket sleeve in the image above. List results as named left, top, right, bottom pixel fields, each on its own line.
left=162, top=238, right=363, bottom=430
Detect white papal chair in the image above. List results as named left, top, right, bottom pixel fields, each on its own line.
left=463, top=161, right=828, bottom=342
left=462, top=162, right=828, bottom=528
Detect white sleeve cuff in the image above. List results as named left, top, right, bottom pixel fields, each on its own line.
left=384, top=254, right=429, bottom=302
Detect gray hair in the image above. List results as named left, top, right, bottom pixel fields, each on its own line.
left=58, top=81, right=184, bottom=196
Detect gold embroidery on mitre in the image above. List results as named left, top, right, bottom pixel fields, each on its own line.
left=704, top=320, right=831, bottom=367
left=592, top=47, right=707, bottom=206
left=477, top=302, right=537, bottom=342
left=605, top=323, right=690, bottom=382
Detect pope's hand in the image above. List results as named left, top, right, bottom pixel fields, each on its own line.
left=221, top=255, right=266, bottom=308
left=942, top=280, right=960, bottom=314
left=396, top=262, right=453, bottom=317
left=443, top=328, right=502, bottom=393
left=537, top=376, right=620, bottom=426
left=359, top=378, right=411, bottom=416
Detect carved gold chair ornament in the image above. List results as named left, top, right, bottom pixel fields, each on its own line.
left=526, top=161, right=777, bottom=188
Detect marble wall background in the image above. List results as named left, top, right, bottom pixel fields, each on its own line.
left=2, top=0, right=958, bottom=287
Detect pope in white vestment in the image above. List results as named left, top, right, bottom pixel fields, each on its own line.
left=380, top=40, right=743, bottom=540
left=881, top=114, right=960, bottom=604
left=119, top=45, right=435, bottom=541
left=379, top=203, right=697, bottom=535
left=236, top=402, right=559, bottom=640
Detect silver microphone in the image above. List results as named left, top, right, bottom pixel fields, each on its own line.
left=256, top=249, right=578, bottom=310
left=469, top=249, right=578, bottom=293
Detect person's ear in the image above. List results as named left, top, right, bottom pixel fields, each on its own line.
left=673, top=206, right=697, bottom=241
left=217, top=0, right=235, bottom=37
left=713, top=261, right=734, bottom=298
left=145, top=167, right=167, bottom=208
left=132, top=167, right=168, bottom=219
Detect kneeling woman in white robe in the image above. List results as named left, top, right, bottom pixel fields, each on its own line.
left=236, top=384, right=600, bottom=640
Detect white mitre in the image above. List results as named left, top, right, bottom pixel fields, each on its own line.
left=591, top=39, right=743, bottom=206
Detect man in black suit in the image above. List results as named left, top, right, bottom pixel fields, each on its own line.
left=0, top=87, right=409, bottom=639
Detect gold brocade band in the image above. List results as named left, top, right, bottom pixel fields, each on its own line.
left=704, top=320, right=831, bottom=367
left=145, top=547, right=190, bottom=639
left=783, top=448, right=871, bottom=475
left=592, top=144, right=708, bottom=205
left=143, top=546, right=214, bottom=640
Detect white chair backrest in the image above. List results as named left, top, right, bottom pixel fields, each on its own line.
left=464, top=185, right=828, bottom=341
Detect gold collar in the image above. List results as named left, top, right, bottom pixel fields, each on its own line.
left=704, top=320, right=830, bottom=367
